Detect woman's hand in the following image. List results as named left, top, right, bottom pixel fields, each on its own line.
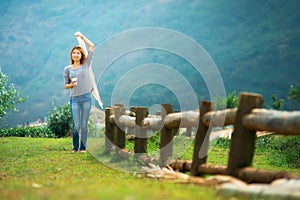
left=75, top=31, right=83, bottom=38
left=65, top=82, right=76, bottom=89
left=74, top=31, right=94, bottom=52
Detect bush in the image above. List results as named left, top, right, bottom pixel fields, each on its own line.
left=212, top=137, right=231, bottom=148
left=226, top=90, right=238, bottom=108
left=0, top=126, right=55, bottom=138
left=215, top=91, right=238, bottom=110
left=47, top=103, right=71, bottom=138
left=255, top=135, right=272, bottom=149
left=267, top=136, right=300, bottom=168
left=212, top=135, right=300, bottom=168
left=251, top=135, right=300, bottom=168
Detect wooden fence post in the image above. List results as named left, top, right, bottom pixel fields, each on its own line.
left=227, top=92, right=263, bottom=177
left=134, top=107, right=148, bottom=154
left=127, top=106, right=136, bottom=136
left=191, top=101, right=213, bottom=176
left=113, top=105, right=126, bottom=149
left=160, top=104, right=173, bottom=166
left=186, top=127, right=192, bottom=137
left=104, top=107, right=113, bottom=154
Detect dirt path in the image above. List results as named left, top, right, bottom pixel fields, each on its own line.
left=210, top=127, right=274, bottom=140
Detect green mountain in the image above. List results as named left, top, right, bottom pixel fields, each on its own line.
left=0, top=0, right=300, bottom=127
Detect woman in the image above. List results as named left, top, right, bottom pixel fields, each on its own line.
left=64, top=31, right=95, bottom=153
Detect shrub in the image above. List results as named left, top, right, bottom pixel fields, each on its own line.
left=215, top=91, right=238, bottom=110
left=255, top=135, right=273, bottom=149
left=265, top=94, right=284, bottom=110
left=226, top=90, right=238, bottom=108
left=267, top=136, right=300, bottom=168
left=47, top=103, right=71, bottom=138
left=212, top=137, right=231, bottom=148
left=0, top=126, right=55, bottom=138
left=212, top=135, right=300, bottom=168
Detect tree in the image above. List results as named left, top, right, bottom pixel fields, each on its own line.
left=0, top=68, right=26, bottom=121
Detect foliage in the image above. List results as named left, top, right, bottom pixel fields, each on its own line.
left=266, top=136, right=300, bottom=168
left=269, top=94, right=285, bottom=110
left=288, top=83, right=300, bottom=101
left=214, top=134, right=300, bottom=169
left=147, top=132, right=160, bottom=153
left=0, top=125, right=54, bottom=138
left=215, top=91, right=238, bottom=110
left=225, top=90, right=239, bottom=108
left=88, top=116, right=105, bottom=137
left=211, top=137, right=231, bottom=149
left=125, top=132, right=161, bottom=155
left=0, top=68, right=26, bottom=122
left=47, top=103, right=71, bottom=138
left=255, top=135, right=273, bottom=149
left=125, top=131, right=193, bottom=159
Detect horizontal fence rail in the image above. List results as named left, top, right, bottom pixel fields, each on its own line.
left=203, top=108, right=237, bottom=127
left=243, top=108, right=300, bottom=135
left=109, top=107, right=300, bottom=135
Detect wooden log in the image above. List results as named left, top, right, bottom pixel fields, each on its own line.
left=160, top=104, right=173, bottom=166
left=203, top=108, right=237, bottom=127
left=164, top=111, right=199, bottom=129
left=109, top=107, right=120, bottom=149
left=243, top=108, right=300, bottom=135
left=113, top=105, right=126, bottom=149
left=114, top=104, right=125, bottom=108
left=227, top=92, right=263, bottom=177
left=168, top=161, right=297, bottom=184
left=104, top=107, right=114, bottom=154
left=138, top=155, right=159, bottom=164
left=134, top=107, right=148, bottom=154
left=117, top=148, right=134, bottom=160
left=169, top=160, right=227, bottom=176
left=109, top=115, right=115, bottom=125
left=198, top=164, right=227, bottom=175
left=128, top=106, right=137, bottom=135
left=141, top=116, right=162, bottom=130
left=118, top=115, right=136, bottom=128
left=168, top=160, right=192, bottom=173
left=191, top=101, right=213, bottom=176
left=236, top=167, right=296, bottom=184
left=186, top=127, right=192, bottom=137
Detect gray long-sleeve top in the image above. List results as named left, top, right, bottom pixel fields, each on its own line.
left=64, top=50, right=94, bottom=97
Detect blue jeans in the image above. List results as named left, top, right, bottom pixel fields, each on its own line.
left=70, top=99, right=75, bottom=143
left=71, top=93, right=92, bottom=151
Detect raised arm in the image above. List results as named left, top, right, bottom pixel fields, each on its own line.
left=76, top=36, right=88, bottom=55
left=75, top=31, right=94, bottom=52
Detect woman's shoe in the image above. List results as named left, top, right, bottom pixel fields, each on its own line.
left=71, top=150, right=78, bottom=153
left=80, top=150, right=87, bottom=153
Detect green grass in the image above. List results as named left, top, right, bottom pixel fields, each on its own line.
left=1, top=135, right=299, bottom=200
left=0, top=137, right=221, bottom=200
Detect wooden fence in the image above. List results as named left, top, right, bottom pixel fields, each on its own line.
left=104, top=92, right=300, bottom=183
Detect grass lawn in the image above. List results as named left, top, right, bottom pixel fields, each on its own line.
left=0, top=137, right=221, bottom=200
left=0, top=136, right=299, bottom=200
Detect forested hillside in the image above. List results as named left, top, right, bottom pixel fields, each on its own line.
left=0, top=0, right=300, bottom=127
